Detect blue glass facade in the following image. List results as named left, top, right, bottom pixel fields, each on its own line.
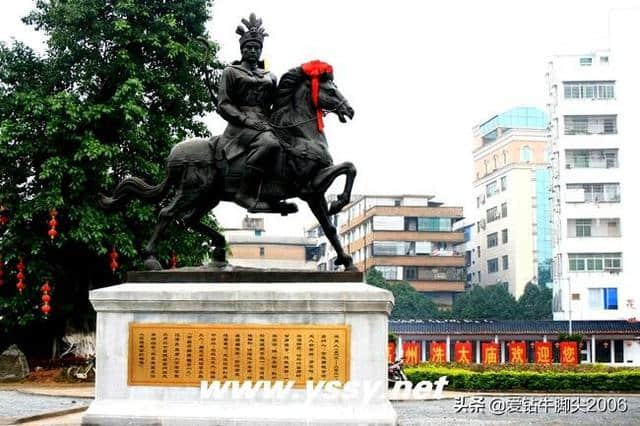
left=478, top=107, right=548, bottom=140
left=535, top=168, right=552, bottom=286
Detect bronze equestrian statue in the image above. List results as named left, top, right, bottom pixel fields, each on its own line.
left=99, top=13, right=357, bottom=271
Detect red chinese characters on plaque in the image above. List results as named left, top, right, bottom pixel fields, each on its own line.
left=402, top=341, right=422, bottom=365
left=481, top=342, right=500, bottom=364
left=454, top=341, right=472, bottom=364
left=429, top=342, right=446, bottom=364
left=508, top=341, right=527, bottom=364
left=388, top=342, right=396, bottom=363
left=559, top=341, right=578, bottom=365
left=534, top=341, right=553, bottom=364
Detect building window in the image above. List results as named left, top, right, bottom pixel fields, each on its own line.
left=478, top=271, right=481, bottom=282
left=575, top=219, right=592, bottom=237
left=375, top=266, right=399, bottom=280
left=566, top=183, right=620, bottom=203
left=563, top=81, right=614, bottom=100
left=487, top=232, right=498, bottom=248
left=588, top=288, right=618, bottom=310
left=486, top=181, right=498, bottom=198
left=502, top=255, right=509, bottom=270
left=372, top=241, right=416, bottom=256
left=600, top=56, right=609, bottom=64
left=565, top=149, right=618, bottom=168
left=500, top=176, right=507, bottom=191
left=564, top=115, right=617, bottom=135
left=520, top=146, right=532, bottom=162
left=487, top=207, right=499, bottom=223
left=493, top=155, right=498, bottom=170
left=404, top=217, right=417, bottom=231
left=477, top=246, right=481, bottom=258
left=404, top=267, right=418, bottom=281
left=259, top=247, right=265, bottom=257
left=569, top=253, right=622, bottom=272
left=488, top=258, right=499, bottom=273
left=579, top=57, right=593, bottom=66
left=502, top=229, right=508, bottom=244
left=476, top=196, right=480, bottom=208
left=501, top=202, right=508, bottom=218
left=417, top=217, right=452, bottom=232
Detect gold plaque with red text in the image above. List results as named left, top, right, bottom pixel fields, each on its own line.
left=128, top=323, right=350, bottom=387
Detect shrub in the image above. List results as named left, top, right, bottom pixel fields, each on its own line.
left=405, top=364, right=640, bottom=392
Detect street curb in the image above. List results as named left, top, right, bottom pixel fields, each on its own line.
left=14, top=388, right=95, bottom=399
left=9, top=406, right=88, bottom=425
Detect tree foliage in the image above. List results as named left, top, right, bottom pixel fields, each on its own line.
left=366, top=269, right=552, bottom=321
left=452, top=282, right=552, bottom=320
left=366, top=269, right=441, bottom=319
left=516, top=282, right=553, bottom=320
left=451, top=282, right=518, bottom=320
left=0, top=0, right=223, bottom=349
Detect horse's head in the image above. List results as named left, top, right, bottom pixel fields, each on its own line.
left=315, top=73, right=355, bottom=124
left=301, top=60, right=354, bottom=129
left=272, top=61, right=354, bottom=132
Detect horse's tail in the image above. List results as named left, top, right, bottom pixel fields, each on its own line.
left=99, top=174, right=172, bottom=210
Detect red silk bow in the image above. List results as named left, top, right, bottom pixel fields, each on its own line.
left=301, top=60, right=333, bottom=132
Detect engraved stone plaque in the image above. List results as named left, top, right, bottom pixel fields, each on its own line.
left=128, top=323, right=350, bottom=387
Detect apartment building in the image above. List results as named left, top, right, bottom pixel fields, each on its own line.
left=471, top=107, right=552, bottom=298
left=226, top=216, right=319, bottom=270
left=336, top=195, right=465, bottom=308
left=547, top=11, right=640, bottom=323
left=452, top=219, right=474, bottom=290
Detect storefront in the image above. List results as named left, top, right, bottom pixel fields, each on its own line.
left=389, top=319, right=640, bottom=365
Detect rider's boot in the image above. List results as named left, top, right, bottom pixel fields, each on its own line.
left=234, top=165, right=271, bottom=212
left=235, top=166, right=298, bottom=214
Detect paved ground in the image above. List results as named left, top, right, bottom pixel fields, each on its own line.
left=394, top=396, right=640, bottom=425
left=0, top=390, right=91, bottom=425
left=1, top=387, right=640, bottom=425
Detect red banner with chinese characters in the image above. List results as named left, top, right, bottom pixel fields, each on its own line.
left=534, top=341, right=553, bottom=364
left=429, top=341, right=446, bottom=364
left=559, top=341, right=578, bottom=365
left=403, top=341, right=422, bottom=365
left=388, top=342, right=396, bottom=363
left=481, top=342, right=500, bottom=364
left=454, top=341, right=472, bottom=364
left=508, top=341, right=527, bottom=364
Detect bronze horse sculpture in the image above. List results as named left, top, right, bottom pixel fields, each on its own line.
left=99, top=63, right=357, bottom=271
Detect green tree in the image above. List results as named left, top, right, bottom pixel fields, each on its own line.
left=516, top=282, right=552, bottom=320
left=452, top=283, right=518, bottom=320
left=366, top=269, right=441, bottom=319
left=0, top=0, right=223, bottom=353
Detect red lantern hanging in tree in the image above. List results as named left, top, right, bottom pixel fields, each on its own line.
left=16, top=258, right=26, bottom=294
left=0, top=205, right=8, bottom=225
left=48, top=209, right=58, bottom=241
left=0, top=257, right=5, bottom=287
left=169, top=252, right=178, bottom=269
left=41, top=280, right=52, bottom=316
left=109, top=247, right=119, bottom=273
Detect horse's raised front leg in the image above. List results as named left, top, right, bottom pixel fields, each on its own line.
left=306, top=195, right=356, bottom=271
left=328, top=162, right=356, bottom=216
left=309, top=162, right=357, bottom=217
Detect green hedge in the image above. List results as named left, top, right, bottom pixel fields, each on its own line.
left=405, top=365, right=640, bottom=392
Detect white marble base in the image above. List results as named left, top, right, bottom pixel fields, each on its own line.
left=83, top=279, right=396, bottom=425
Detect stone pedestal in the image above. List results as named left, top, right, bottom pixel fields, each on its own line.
left=82, top=271, right=397, bottom=425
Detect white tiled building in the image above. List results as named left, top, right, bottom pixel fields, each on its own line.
left=547, top=10, right=640, bottom=331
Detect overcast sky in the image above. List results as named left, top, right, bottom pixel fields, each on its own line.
left=1, top=1, right=636, bottom=236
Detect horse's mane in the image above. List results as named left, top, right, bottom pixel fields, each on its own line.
left=272, top=67, right=306, bottom=113
left=271, top=66, right=333, bottom=126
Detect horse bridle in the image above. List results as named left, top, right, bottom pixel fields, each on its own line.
left=269, top=99, right=348, bottom=130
